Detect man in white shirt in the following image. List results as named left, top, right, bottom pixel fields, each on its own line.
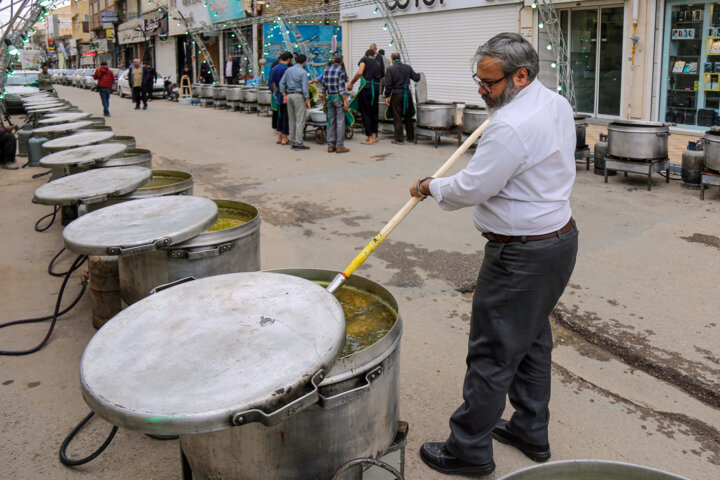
left=225, top=55, right=239, bottom=85
left=412, top=33, right=578, bottom=476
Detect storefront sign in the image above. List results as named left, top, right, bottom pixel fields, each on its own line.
left=83, top=52, right=97, bottom=57
left=106, top=27, right=115, bottom=40
left=101, top=11, right=119, bottom=21
left=144, top=11, right=167, bottom=35
left=176, top=0, right=212, bottom=31
left=341, top=0, right=518, bottom=19
left=97, top=39, right=109, bottom=54
left=118, top=18, right=145, bottom=44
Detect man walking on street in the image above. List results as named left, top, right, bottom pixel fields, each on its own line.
left=384, top=52, right=420, bottom=144
left=93, top=61, right=115, bottom=117
left=128, top=59, right=151, bottom=110
left=411, top=33, right=578, bottom=477
left=38, top=64, right=53, bottom=92
left=320, top=54, right=350, bottom=154
left=225, top=55, right=240, bottom=84
left=270, top=52, right=292, bottom=145
left=280, top=53, right=311, bottom=150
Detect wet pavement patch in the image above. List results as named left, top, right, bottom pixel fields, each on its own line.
left=553, top=363, right=720, bottom=466
left=244, top=198, right=348, bottom=227
left=553, top=303, right=720, bottom=408
left=682, top=233, right=720, bottom=250
left=349, top=231, right=483, bottom=290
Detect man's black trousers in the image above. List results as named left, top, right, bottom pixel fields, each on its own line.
left=390, top=94, right=414, bottom=142
left=132, top=86, right=148, bottom=107
left=445, top=226, right=579, bottom=464
left=358, top=87, right=379, bottom=137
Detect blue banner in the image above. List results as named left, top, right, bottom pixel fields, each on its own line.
left=262, top=24, right=342, bottom=81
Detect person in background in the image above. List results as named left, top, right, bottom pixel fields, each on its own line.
left=370, top=43, right=385, bottom=80
left=413, top=32, right=578, bottom=477
left=141, top=61, right=156, bottom=108
left=200, top=60, right=214, bottom=84
left=279, top=53, right=311, bottom=151
left=384, top=52, right=421, bottom=144
left=93, top=61, right=115, bottom=117
left=128, top=59, right=149, bottom=110
left=225, top=55, right=240, bottom=84
left=348, top=49, right=382, bottom=144
left=181, top=64, right=193, bottom=83
left=377, top=49, right=391, bottom=71
left=37, top=64, right=53, bottom=92
left=270, top=51, right=292, bottom=145
left=0, top=125, right=18, bottom=170
left=270, top=53, right=283, bottom=130
left=320, top=53, right=350, bottom=154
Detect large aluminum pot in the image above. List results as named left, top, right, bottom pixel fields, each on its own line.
left=192, top=83, right=202, bottom=97
left=180, top=268, right=401, bottom=480
left=417, top=102, right=457, bottom=128
left=245, top=87, right=258, bottom=103
left=78, top=125, right=113, bottom=132
left=213, top=84, right=227, bottom=100
left=574, top=114, right=588, bottom=149
left=239, top=86, right=252, bottom=102
left=87, top=116, right=106, bottom=126
left=498, top=460, right=688, bottom=480
left=462, top=105, right=488, bottom=134
left=607, top=120, right=669, bottom=160
left=201, top=84, right=213, bottom=98
left=701, top=130, right=720, bottom=171
left=257, top=86, right=272, bottom=105
left=68, top=148, right=152, bottom=175
left=107, top=135, right=136, bottom=149
left=225, top=86, right=242, bottom=101
left=85, top=168, right=191, bottom=212
left=119, top=199, right=260, bottom=304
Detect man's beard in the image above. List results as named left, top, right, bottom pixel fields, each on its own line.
left=483, top=78, right=520, bottom=114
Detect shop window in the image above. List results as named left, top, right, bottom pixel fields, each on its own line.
left=666, top=5, right=704, bottom=125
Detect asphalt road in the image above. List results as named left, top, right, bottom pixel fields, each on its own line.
left=0, top=85, right=718, bottom=479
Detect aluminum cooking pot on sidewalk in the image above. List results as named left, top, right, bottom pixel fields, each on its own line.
left=607, top=120, right=670, bottom=160
left=80, top=269, right=402, bottom=479
left=36, top=112, right=92, bottom=126
left=497, top=459, right=689, bottom=480
left=39, top=142, right=128, bottom=178
left=42, top=131, right=116, bottom=153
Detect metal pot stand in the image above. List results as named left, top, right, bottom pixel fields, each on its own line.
left=604, top=157, right=670, bottom=191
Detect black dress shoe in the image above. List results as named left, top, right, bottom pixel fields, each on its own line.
left=492, top=419, right=551, bottom=462
left=420, top=442, right=495, bottom=476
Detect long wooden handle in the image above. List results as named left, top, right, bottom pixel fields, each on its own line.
left=327, top=117, right=491, bottom=293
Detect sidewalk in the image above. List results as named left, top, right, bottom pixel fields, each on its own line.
left=587, top=122, right=702, bottom=163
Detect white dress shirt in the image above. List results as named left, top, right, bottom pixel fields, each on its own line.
left=225, top=60, right=233, bottom=78
left=428, top=79, right=576, bottom=236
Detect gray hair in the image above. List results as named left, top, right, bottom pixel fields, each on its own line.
left=473, top=33, right=538, bottom=81
left=390, top=52, right=401, bottom=61
left=333, top=53, right=343, bottom=64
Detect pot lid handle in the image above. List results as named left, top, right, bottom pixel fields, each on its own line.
left=231, top=370, right=325, bottom=427
left=106, top=236, right=172, bottom=256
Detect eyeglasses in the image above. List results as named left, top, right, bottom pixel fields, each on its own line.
left=472, top=72, right=511, bottom=90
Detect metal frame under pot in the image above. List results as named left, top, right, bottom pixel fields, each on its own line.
left=179, top=269, right=403, bottom=480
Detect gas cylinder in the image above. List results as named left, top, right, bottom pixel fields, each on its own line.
left=88, top=256, right=122, bottom=329
left=17, top=125, right=32, bottom=157
left=27, top=135, right=48, bottom=167
left=682, top=141, right=704, bottom=189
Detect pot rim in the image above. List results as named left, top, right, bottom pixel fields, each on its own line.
left=169, top=199, right=261, bottom=248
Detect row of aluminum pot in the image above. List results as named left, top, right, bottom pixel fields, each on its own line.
left=378, top=98, right=488, bottom=134
left=193, top=83, right=273, bottom=105
left=26, top=93, right=405, bottom=479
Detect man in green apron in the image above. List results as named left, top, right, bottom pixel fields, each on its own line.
left=348, top=49, right=383, bottom=144
left=384, top=52, right=421, bottom=145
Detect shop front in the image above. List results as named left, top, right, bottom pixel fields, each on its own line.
left=341, top=0, right=522, bottom=105
left=118, top=18, right=145, bottom=67
left=660, top=0, right=720, bottom=129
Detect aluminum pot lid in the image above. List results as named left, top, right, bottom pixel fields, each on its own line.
left=42, top=131, right=115, bottom=152
left=33, top=166, right=151, bottom=206
left=27, top=106, right=69, bottom=113
left=63, top=196, right=218, bottom=255
left=79, top=271, right=345, bottom=435
left=37, top=112, right=92, bottom=125
left=32, top=120, right=93, bottom=135
left=39, top=143, right=127, bottom=168
left=609, top=120, right=669, bottom=128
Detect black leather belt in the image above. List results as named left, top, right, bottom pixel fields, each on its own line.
left=482, top=218, right=575, bottom=243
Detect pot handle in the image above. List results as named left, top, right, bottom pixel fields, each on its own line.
left=231, top=370, right=325, bottom=427
left=149, top=276, right=196, bottom=295
left=318, top=366, right=383, bottom=410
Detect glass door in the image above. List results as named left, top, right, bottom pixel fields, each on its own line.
left=570, top=10, right=598, bottom=114
left=563, top=6, right=624, bottom=116
left=598, top=7, right=624, bottom=115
